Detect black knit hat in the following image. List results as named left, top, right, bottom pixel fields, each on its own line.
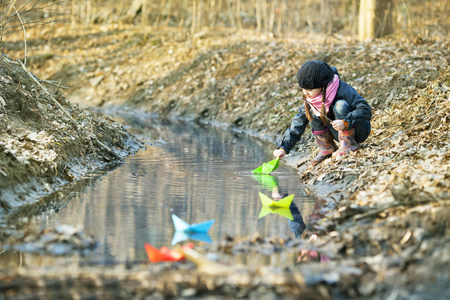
left=296, top=60, right=335, bottom=89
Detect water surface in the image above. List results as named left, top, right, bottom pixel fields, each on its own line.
left=31, top=115, right=316, bottom=263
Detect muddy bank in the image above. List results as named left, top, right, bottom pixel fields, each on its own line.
left=0, top=56, right=143, bottom=222
left=0, top=24, right=449, bottom=299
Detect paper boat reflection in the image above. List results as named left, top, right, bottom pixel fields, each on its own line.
left=144, top=242, right=193, bottom=263
left=258, top=206, right=294, bottom=220
left=259, top=192, right=294, bottom=208
left=258, top=193, right=295, bottom=220
left=172, top=214, right=215, bottom=233
left=171, top=214, right=215, bottom=245
left=251, top=174, right=279, bottom=190
left=171, top=231, right=213, bottom=245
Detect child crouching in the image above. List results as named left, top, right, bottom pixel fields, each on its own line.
left=273, top=60, right=372, bottom=165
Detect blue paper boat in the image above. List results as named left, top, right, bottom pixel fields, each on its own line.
left=172, top=214, right=215, bottom=233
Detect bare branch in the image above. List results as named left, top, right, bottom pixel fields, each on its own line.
left=12, top=3, right=27, bottom=66
left=1, top=19, right=63, bottom=34
left=2, top=0, right=35, bottom=28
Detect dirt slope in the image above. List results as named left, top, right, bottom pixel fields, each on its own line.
left=0, top=54, right=143, bottom=219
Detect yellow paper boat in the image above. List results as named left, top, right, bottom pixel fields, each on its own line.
left=258, top=206, right=294, bottom=220
left=259, top=192, right=294, bottom=208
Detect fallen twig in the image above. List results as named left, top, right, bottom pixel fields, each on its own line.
left=353, top=203, right=403, bottom=221
left=41, top=80, right=72, bottom=89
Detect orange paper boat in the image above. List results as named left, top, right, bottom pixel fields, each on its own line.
left=144, top=242, right=194, bottom=263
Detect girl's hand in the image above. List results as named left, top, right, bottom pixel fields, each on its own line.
left=273, top=148, right=286, bottom=159
left=271, top=190, right=283, bottom=200
left=331, top=120, right=346, bottom=132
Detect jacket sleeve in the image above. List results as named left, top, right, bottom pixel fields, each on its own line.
left=338, top=81, right=372, bottom=129
left=279, top=105, right=309, bottom=154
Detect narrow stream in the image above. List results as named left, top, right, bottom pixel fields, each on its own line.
left=26, top=113, right=317, bottom=264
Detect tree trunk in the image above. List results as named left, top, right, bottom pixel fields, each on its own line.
left=124, top=0, right=144, bottom=24
left=305, top=0, right=314, bottom=32
left=293, top=0, right=301, bottom=30
left=226, top=0, right=236, bottom=28
left=320, top=0, right=332, bottom=34
left=358, top=0, right=394, bottom=40
left=86, top=0, right=92, bottom=25
left=350, top=0, right=358, bottom=38
left=142, top=0, right=148, bottom=26
left=209, top=0, right=215, bottom=26
left=262, top=0, right=268, bottom=32
left=255, top=0, right=262, bottom=32
left=236, top=0, right=242, bottom=29
left=276, top=0, right=286, bottom=35
left=164, top=0, right=173, bottom=26
left=196, top=0, right=203, bottom=30
left=191, top=0, right=197, bottom=33
left=71, top=0, right=76, bottom=25
left=268, top=0, right=277, bottom=33
left=153, top=0, right=166, bottom=26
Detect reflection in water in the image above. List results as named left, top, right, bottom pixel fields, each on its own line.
left=172, top=230, right=212, bottom=245
left=270, top=189, right=307, bottom=239
left=171, top=214, right=214, bottom=245
left=252, top=174, right=279, bottom=191
left=288, top=202, right=307, bottom=239
left=258, top=206, right=293, bottom=220
left=297, top=198, right=331, bottom=263
left=25, top=117, right=316, bottom=264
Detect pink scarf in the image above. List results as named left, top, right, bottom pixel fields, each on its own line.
left=306, top=74, right=340, bottom=117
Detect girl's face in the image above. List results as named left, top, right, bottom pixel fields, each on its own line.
left=303, top=88, right=322, bottom=98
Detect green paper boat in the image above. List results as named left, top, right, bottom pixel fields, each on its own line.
left=259, top=192, right=294, bottom=208
left=258, top=206, right=294, bottom=220
left=251, top=174, right=279, bottom=190
left=252, top=158, right=279, bottom=174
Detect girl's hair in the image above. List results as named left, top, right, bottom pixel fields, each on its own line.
left=303, top=93, right=313, bottom=122
left=303, top=87, right=329, bottom=126
left=319, top=87, right=329, bottom=126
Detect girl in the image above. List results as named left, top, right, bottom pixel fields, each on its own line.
left=273, top=60, right=372, bottom=166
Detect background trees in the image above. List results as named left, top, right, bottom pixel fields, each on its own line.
left=358, top=0, right=394, bottom=40
left=0, top=0, right=448, bottom=41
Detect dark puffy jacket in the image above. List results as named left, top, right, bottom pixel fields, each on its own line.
left=279, top=67, right=372, bottom=153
